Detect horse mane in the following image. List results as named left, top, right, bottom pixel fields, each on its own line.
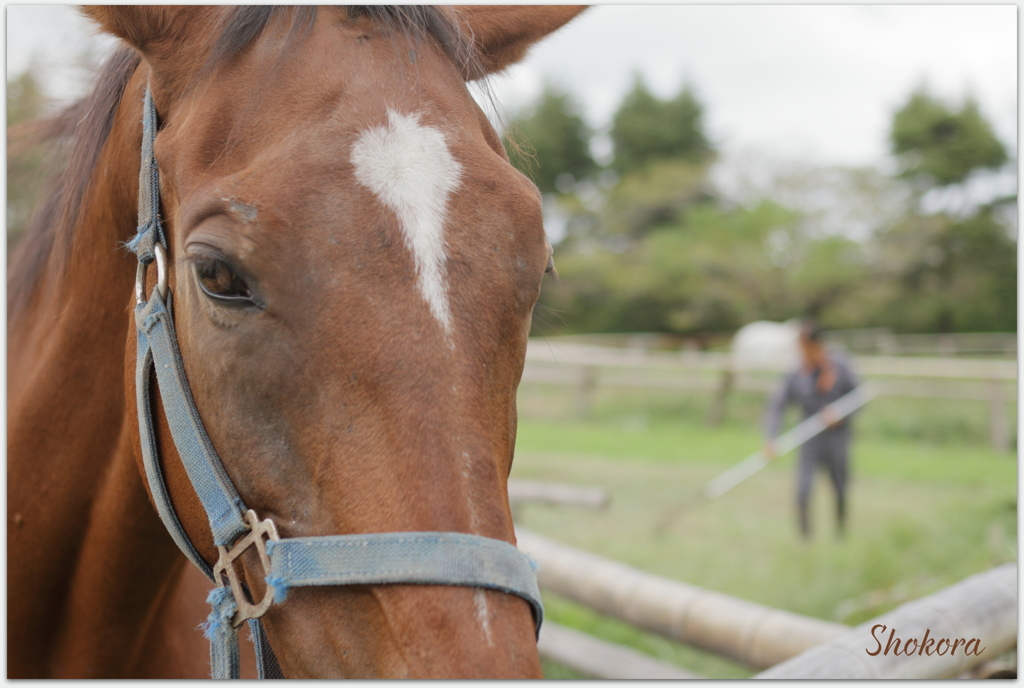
left=7, top=46, right=141, bottom=318
left=7, top=6, right=485, bottom=318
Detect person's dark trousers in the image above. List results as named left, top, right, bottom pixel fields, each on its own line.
left=796, top=428, right=849, bottom=538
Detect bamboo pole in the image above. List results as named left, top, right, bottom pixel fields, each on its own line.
left=515, top=528, right=848, bottom=669
left=755, top=562, right=1017, bottom=679
left=507, top=480, right=609, bottom=510
left=538, top=621, right=701, bottom=679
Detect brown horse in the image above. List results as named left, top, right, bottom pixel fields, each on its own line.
left=7, top=6, right=584, bottom=678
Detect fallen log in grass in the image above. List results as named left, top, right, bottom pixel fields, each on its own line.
left=516, top=527, right=847, bottom=670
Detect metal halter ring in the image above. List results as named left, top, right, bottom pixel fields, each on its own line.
left=213, top=510, right=281, bottom=628
left=135, top=242, right=169, bottom=305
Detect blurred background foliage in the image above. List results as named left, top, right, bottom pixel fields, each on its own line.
left=505, top=82, right=597, bottom=196
left=7, top=67, right=51, bottom=255
left=503, top=79, right=1016, bottom=338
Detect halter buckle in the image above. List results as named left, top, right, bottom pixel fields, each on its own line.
left=213, top=509, right=281, bottom=628
left=135, top=242, right=169, bottom=305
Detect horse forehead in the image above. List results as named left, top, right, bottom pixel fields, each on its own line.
left=349, top=109, right=464, bottom=333
left=350, top=109, right=464, bottom=208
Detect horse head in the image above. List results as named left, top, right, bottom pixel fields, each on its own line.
left=83, top=5, right=584, bottom=678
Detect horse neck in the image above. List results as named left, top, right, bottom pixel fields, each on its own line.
left=7, top=67, right=191, bottom=678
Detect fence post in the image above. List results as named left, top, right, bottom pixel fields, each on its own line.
left=706, top=367, right=734, bottom=426
left=574, top=365, right=598, bottom=420
left=988, top=379, right=1009, bottom=452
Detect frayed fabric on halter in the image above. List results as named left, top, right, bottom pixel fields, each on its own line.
left=203, top=587, right=242, bottom=679
left=131, top=86, right=543, bottom=679
left=265, top=576, right=289, bottom=604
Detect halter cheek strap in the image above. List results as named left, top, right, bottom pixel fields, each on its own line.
left=131, top=87, right=543, bottom=680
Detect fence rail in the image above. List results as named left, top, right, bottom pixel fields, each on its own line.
left=542, top=330, right=1018, bottom=358
left=525, top=341, right=1017, bottom=379
left=825, top=329, right=1017, bottom=358
left=521, top=341, right=1017, bottom=450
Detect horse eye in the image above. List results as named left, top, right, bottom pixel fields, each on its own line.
left=193, top=257, right=254, bottom=303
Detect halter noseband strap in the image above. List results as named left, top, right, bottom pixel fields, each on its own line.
left=130, top=87, right=543, bottom=679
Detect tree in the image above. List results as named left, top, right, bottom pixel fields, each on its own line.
left=878, top=87, right=1016, bottom=333
left=609, top=76, right=713, bottom=175
left=559, top=78, right=716, bottom=248
left=890, top=89, right=1008, bottom=187
left=870, top=210, right=1016, bottom=333
left=592, top=159, right=713, bottom=243
left=505, top=83, right=597, bottom=194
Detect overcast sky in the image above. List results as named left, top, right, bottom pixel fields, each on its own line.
left=6, top=4, right=1017, bottom=171
left=495, top=5, right=1017, bottom=168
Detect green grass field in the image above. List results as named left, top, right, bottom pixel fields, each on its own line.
left=512, top=384, right=1017, bottom=678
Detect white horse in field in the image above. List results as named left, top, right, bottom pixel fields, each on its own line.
left=731, top=320, right=801, bottom=372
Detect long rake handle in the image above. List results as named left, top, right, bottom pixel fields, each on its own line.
left=702, top=384, right=876, bottom=500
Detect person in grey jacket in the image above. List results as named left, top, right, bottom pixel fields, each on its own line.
left=764, top=320, right=859, bottom=539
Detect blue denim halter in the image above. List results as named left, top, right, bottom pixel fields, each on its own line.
left=130, top=87, right=542, bottom=679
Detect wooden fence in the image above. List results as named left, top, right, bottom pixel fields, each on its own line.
left=521, top=340, right=1017, bottom=450
left=542, top=330, right=1017, bottom=359
left=516, top=526, right=1017, bottom=679
left=824, top=329, right=1017, bottom=358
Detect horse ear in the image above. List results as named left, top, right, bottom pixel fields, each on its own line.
left=456, top=5, right=587, bottom=76
left=80, top=6, right=211, bottom=58
left=81, top=6, right=167, bottom=52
